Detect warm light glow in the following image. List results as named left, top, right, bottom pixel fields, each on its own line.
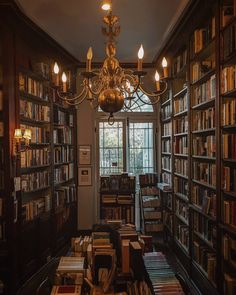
left=155, top=71, right=160, bottom=81
left=53, top=62, right=59, bottom=74
left=87, top=47, right=93, bottom=60
left=162, top=57, right=168, bottom=68
left=62, top=72, right=67, bottom=83
left=23, top=129, right=31, bottom=140
left=138, top=44, right=144, bottom=59
left=101, top=0, right=111, bottom=11
left=14, top=129, right=22, bottom=139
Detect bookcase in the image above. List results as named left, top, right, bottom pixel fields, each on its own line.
left=100, top=174, right=136, bottom=224
left=139, top=173, right=163, bottom=234
left=158, top=0, right=236, bottom=293
left=0, top=2, right=78, bottom=294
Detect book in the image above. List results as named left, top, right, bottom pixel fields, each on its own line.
left=51, top=285, right=81, bottom=295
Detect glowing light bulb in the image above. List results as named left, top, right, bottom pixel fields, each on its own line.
left=87, top=47, right=93, bottom=60
left=53, top=62, right=59, bottom=74
left=162, top=57, right=168, bottom=77
left=138, top=44, right=144, bottom=59
left=155, top=71, right=160, bottom=91
left=62, top=72, right=67, bottom=92
left=101, top=0, right=112, bottom=11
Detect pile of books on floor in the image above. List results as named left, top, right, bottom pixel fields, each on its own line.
left=143, top=252, right=185, bottom=294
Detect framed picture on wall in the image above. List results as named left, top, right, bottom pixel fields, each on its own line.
left=78, top=167, right=92, bottom=186
left=78, top=145, right=91, bottom=165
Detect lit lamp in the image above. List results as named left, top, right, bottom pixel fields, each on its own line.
left=14, top=128, right=31, bottom=155
left=101, top=0, right=112, bottom=10
left=155, top=71, right=160, bottom=91
left=137, top=44, right=144, bottom=71
left=86, top=47, right=93, bottom=72
left=53, top=62, right=60, bottom=86
left=61, top=72, right=67, bottom=92
left=162, top=57, right=168, bottom=78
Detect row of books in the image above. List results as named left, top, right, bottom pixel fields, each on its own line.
left=193, top=135, right=216, bottom=157
left=176, top=223, right=189, bottom=251
left=193, top=211, right=217, bottom=245
left=174, top=136, right=188, bottom=155
left=142, top=197, right=160, bottom=208
left=0, top=171, right=3, bottom=190
left=223, top=22, right=236, bottom=59
left=54, top=146, right=74, bottom=164
left=22, top=194, right=51, bottom=222
left=192, top=185, right=216, bottom=217
left=192, top=74, right=216, bottom=105
left=221, top=65, right=236, bottom=94
left=139, top=173, right=158, bottom=187
left=193, top=107, right=215, bottom=131
left=0, top=89, right=3, bottom=111
left=172, top=48, right=187, bottom=76
left=20, top=99, right=50, bottom=122
left=176, top=199, right=189, bottom=222
left=144, top=210, right=162, bottom=220
left=143, top=252, right=185, bottom=294
left=21, top=124, right=50, bottom=144
left=161, top=103, right=172, bottom=120
left=224, top=199, right=236, bottom=227
left=174, top=93, right=188, bottom=114
left=191, top=17, right=215, bottom=55
left=165, top=193, right=173, bottom=210
left=193, top=241, right=216, bottom=282
left=175, top=158, right=188, bottom=176
left=101, top=207, right=134, bottom=223
left=222, top=233, right=236, bottom=268
left=54, top=163, right=74, bottom=184
left=19, top=73, right=49, bottom=101
left=54, top=108, right=74, bottom=126
left=54, top=185, right=77, bottom=208
left=0, top=198, right=3, bottom=217
left=223, top=166, right=236, bottom=192
left=53, top=127, right=72, bottom=145
left=191, top=58, right=215, bottom=83
left=100, top=174, right=136, bottom=192
left=223, top=134, right=236, bottom=159
left=140, top=186, right=159, bottom=196
left=222, top=99, right=236, bottom=126
left=0, top=121, right=3, bottom=137
left=162, top=138, right=171, bottom=153
left=101, top=194, right=133, bottom=205
left=145, top=221, right=163, bottom=232
left=162, top=156, right=171, bottom=171
left=163, top=211, right=173, bottom=233
left=173, top=116, right=188, bottom=134
left=0, top=147, right=3, bottom=166
left=221, top=2, right=236, bottom=28
left=193, top=162, right=216, bottom=186
left=21, top=148, right=50, bottom=168
left=163, top=121, right=172, bottom=136
left=174, top=177, right=188, bottom=197
left=21, top=170, right=50, bottom=192
left=0, top=222, right=5, bottom=240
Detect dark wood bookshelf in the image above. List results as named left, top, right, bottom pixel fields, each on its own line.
left=191, top=98, right=215, bottom=110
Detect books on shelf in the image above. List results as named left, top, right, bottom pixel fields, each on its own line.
left=193, top=135, right=216, bottom=157
left=51, top=285, right=81, bottom=295
left=224, top=273, right=236, bottom=295
left=174, top=136, right=188, bottom=155
left=222, top=98, right=236, bottom=126
left=223, top=199, right=236, bottom=226
left=163, top=211, right=173, bottom=232
left=21, top=148, right=50, bottom=168
left=191, top=57, right=215, bottom=83
left=0, top=89, right=3, bottom=111
left=32, top=62, right=50, bottom=80
left=19, top=72, right=49, bottom=101
left=162, top=138, right=171, bottom=153
left=55, top=185, right=76, bottom=208
left=145, top=221, right=163, bottom=232
left=54, top=163, right=74, bottom=184
left=172, top=48, right=187, bottom=76
left=174, top=92, right=188, bottom=114
left=101, top=207, right=134, bottom=223
left=221, top=4, right=235, bottom=28
left=173, top=116, right=188, bottom=134
left=162, top=156, right=171, bottom=171
left=142, top=197, right=160, bottom=208
left=223, top=134, right=236, bottom=159
left=176, top=221, right=189, bottom=251
left=21, top=170, right=50, bottom=192
left=192, top=74, right=216, bottom=105
left=174, top=177, right=188, bottom=198
left=192, top=185, right=216, bottom=217
left=175, top=158, right=188, bottom=176
left=22, top=194, right=51, bottom=221
left=161, top=103, right=172, bottom=120
left=139, top=173, right=157, bottom=187
left=193, top=162, right=216, bottom=186
left=192, top=107, right=215, bottom=131
left=176, top=199, right=189, bottom=223
left=20, top=99, right=50, bottom=122
left=222, top=234, right=236, bottom=268
left=223, top=22, right=236, bottom=59
left=54, top=146, right=74, bottom=164
left=117, top=195, right=133, bottom=205
left=100, top=174, right=136, bottom=193
left=53, top=127, right=72, bottom=144
left=221, top=65, right=236, bottom=93
left=193, top=240, right=216, bottom=282
left=102, top=194, right=117, bottom=204
left=162, top=172, right=172, bottom=186
left=54, top=108, right=74, bottom=126
left=141, top=186, right=159, bottom=196
left=163, top=121, right=172, bottom=136
left=20, top=124, right=50, bottom=143
left=222, top=166, right=236, bottom=192
left=0, top=122, right=3, bottom=137
left=144, top=210, right=161, bottom=220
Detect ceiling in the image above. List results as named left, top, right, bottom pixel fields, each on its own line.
left=15, top=0, right=189, bottom=63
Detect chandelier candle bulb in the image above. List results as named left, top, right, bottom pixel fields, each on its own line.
left=162, top=57, right=168, bottom=78
left=155, top=71, right=160, bottom=91
left=137, top=44, right=144, bottom=71
left=62, top=72, right=67, bottom=92
left=53, top=62, right=60, bottom=86
left=86, top=47, right=93, bottom=72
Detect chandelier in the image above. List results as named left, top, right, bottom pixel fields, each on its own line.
left=52, top=0, right=169, bottom=124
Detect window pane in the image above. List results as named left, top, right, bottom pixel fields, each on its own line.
left=129, top=122, right=154, bottom=175
left=99, top=122, right=123, bottom=175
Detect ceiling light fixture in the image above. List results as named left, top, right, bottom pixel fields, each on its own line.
left=53, top=0, right=169, bottom=124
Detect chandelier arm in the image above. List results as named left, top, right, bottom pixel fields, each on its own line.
left=120, top=74, right=141, bottom=95
left=56, top=88, right=87, bottom=103
left=139, top=81, right=168, bottom=98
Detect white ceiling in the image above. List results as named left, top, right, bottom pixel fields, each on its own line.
left=15, top=0, right=189, bottom=63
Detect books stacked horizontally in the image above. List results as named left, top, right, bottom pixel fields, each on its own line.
left=71, top=236, right=92, bottom=256
left=143, top=252, right=185, bottom=294
left=51, top=285, right=81, bottom=295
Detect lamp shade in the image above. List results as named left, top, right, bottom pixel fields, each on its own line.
left=23, top=129, right=31, bottom=140
left=14, top=129, right=22, bottom=139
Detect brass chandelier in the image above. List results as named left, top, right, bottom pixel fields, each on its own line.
left=53, top=0, right=169, bottom=124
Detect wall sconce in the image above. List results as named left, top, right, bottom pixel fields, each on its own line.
left=14, top=128, right=31, bottom=156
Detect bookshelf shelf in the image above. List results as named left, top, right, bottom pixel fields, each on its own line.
left=161, top=98, right=172, bottom=107
left=190, top=37, right=216, bottom=63
left=221, top=15, right=236, bottom=32
left=174, top=192, right=189, bottom=202
left=173, top=64, right=187, bottom=79
left=173, top=110, right=188, bottom=117
left=162, top=152, right=171, bottom=156
left=192, top=128, right=216, bottom=135
left=19, top=91, right=50, bottom=105
left=191, top=98, right=215, bottom=110
left=191, top=68, right=216, bottom=86
left=161, top=117, right=172, bottom=123
left=20, top=164, right=51, bottom=172
left=222, top=190, right=236, bottom=198
left=174, top=172, right=188, bottom=180
left=173, top=87, right=188, bottom=98
left=222, top=158, right=236, bottom=163
left=194, top=231, right=216, bottom=251
left=174, top=132, right=188, bottom=137
left=161, top=135, right=171, bottom=139
left=162, top=168, right=172, bottom=173
left=175, top=213, right=188, bottom=226
left=192, top=261, right=217, bottom=288
left=190, top=204, right=216, bottom=221
left=192, top=155, right=216, bottom=161
left=192, top=179, right=216, bottom=190
left=21, top=185, right=51, bottom=194
left=174, top=153, right=188, bottom=158
left=20, top=116, right=50, bottom=125
left=220, top=223, right=236, bottom=236
left=175, top=238, right=189, bottom=256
